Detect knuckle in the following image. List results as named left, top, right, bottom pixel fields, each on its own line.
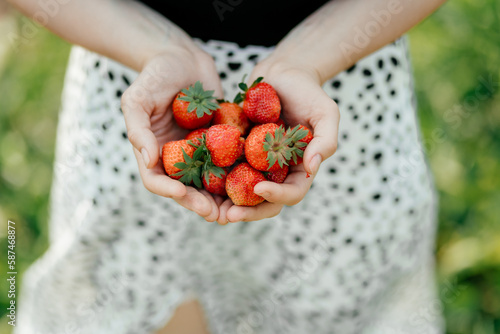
left=325, top=94, right=339, bottom=110
left=330, top=141, right=338, bottom=156
left=198, top=51, right=215, bottom=65
left=121, top=85, right=149, bottom=111
left=319, top=96, right=336, bottom=112
left=328, top=97, right=339, bottom=110
left=141, top=178, right=154, bottom=194
left=126, top=128, right=141, bottom=146
left=120, top=88, right=134, bottom=110
left=195, top=52, right=217, bottom=75
left=287, top=196, right=302, bottom=206
left=273, top=205, right=284, bottom=217
left=324, top=98, right=341, bottom=120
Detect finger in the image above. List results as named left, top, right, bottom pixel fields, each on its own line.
left=199, top=190, right=219, bottom=222
left=134, top=148, right=186, bottom=197
left=121, top=83, right=162, bottom=169
left=226, top=202, right=284, bottom=222
left=200, top=72, right=224, bottom=100
left=197, top=54, right=225, bottom=99
left=173, top=187, right=213, bottom=218
left=213, top=195, right=225, bottom=207
left=217, top=198, right=234, bottom=225
left=136, top=147, right=213, bottom=217
left=303, top=97, right=340, bottom=175
left=254, top=171, right=313, bottom=206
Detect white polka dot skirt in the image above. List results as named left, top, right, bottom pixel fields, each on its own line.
left=14, top=37, right=444, bottom=334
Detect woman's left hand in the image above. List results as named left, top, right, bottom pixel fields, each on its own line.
left=217, top=58, right=340, bottom=224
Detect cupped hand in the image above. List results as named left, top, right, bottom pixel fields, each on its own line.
left=121, top=45, right=224, bottom=222
left=217, top=59, right=340, bottom=224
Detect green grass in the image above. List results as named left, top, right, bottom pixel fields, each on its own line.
left=0, top=1, right=499, bottom=333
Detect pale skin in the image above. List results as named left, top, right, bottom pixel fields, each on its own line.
left=9, top=0, right=447, bottom=332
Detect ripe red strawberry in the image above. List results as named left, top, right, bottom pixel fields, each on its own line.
left=206, top=124, right=243, bottom=167
left=245, top=123, right=310, bottom=172
left=185, top=128, right=208, bottom=146
left=226, top=163, right=266, bottom=206
left=275, top=118, right=286, bottom=128
left=289, top=125, right=313, bottom=166
left=202, top=166, right=228, bottom=196
left=266, top=165, right=289, bottom=183
left=173, top=81, right=219, bottom=129
left=212, top=102, right=251, bottom=136
left=238, top=137, right=245, bottom=160
left=234, top=77, right=280, bottom=124
left=162, top=140, right=203, bottom=187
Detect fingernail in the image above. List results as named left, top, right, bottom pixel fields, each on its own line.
left=257, top=191, right=270, bottom=198
left=141, top=148, right=150, bottom=168
left=254, top=186, right=269, bottom=198
left=310, top=154, right=322, bottom=175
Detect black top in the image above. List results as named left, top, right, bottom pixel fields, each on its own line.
left=139, top=0, right=329, bottom=47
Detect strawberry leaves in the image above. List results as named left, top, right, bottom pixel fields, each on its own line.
left=174, top=133, right=225, bottom=187
left=263, top=125, right=309, bottom=170
left=251, top=76, right=264, bottom=87
left=200, top=136, right=226, bottom=186
left=173, top=147, right=204, bottom=188
left=202, top=162, right=225, bottom=185
left=178, top=81, right=219, bottom=118
left=234, top=76, right=264, bottom=104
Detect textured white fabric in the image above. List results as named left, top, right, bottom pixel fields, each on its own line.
left=15, top=38, right=444, bottom=334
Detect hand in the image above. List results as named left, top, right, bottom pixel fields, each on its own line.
left=121, top=45, right=224, bottom=222
left=217, top=59, right=340, bottom=224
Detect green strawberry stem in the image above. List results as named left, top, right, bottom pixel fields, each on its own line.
left=202, top=160, right=225, bottom=185
left=172, top=146, right=205, bottom=188
left=263, top=125, right=309, bottom=170
left=184, top=133, right=225, bottom=186
left=233, top=76, right=264, bottom=104
left=178, top=81, right=220, bottom=118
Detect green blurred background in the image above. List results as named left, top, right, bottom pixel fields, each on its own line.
left=0, top=0, right=499, bottom=333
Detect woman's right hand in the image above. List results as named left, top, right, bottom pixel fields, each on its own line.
left=121, top=44, right=224, bottom=222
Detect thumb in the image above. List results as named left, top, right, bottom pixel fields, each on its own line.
left=199, top=67, right=224, bottom=101
left=303, top=98, right=340, bottom=175
left=121, top=87, right=160, bottom=169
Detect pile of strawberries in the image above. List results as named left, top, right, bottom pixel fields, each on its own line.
left=162, top=77, right=313, bottom=206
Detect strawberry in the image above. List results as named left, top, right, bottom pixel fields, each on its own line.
left=289, top=125, right=313, bottom=166
left=240, top=137, right=245, bottom=160
left=275, top=118, right=286, bottom=128
left=212, top=102, right=251, bottom=136
left=266, top=165, right=289, bottom=183
left=206, top=124, right=243, bottom=167
left=173, top=81, right=219, bottom=129
left=245, top=123, right=310, bottom=172
left=162, top=140, right=204, bottom=187
left=202, top=166, right=228, bottom=196
left=185, top=128, right=208, bottom=146
left=226, top=163, right=266, bottom=206
left=234, top=77, right=281, bottom=124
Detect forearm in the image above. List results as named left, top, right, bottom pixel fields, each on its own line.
left=269, top=0, right=447, bottom=83
left=7, top=0, right=197, bottom=71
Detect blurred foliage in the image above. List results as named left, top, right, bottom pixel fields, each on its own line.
left=0, top=15, right=71, bottom=334
left=0, top=0, right=499, bottom=333
left=409, top=0, right=500, bottom=333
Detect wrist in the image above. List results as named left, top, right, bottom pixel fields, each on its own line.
left=122, top=0, right=203, bottom=72
left=255, top=54, right=323, bottom=86
left=138, top=34, right=202, bottom=71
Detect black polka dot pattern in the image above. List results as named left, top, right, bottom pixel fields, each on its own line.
left=18, top=37, right=441, bottom=334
